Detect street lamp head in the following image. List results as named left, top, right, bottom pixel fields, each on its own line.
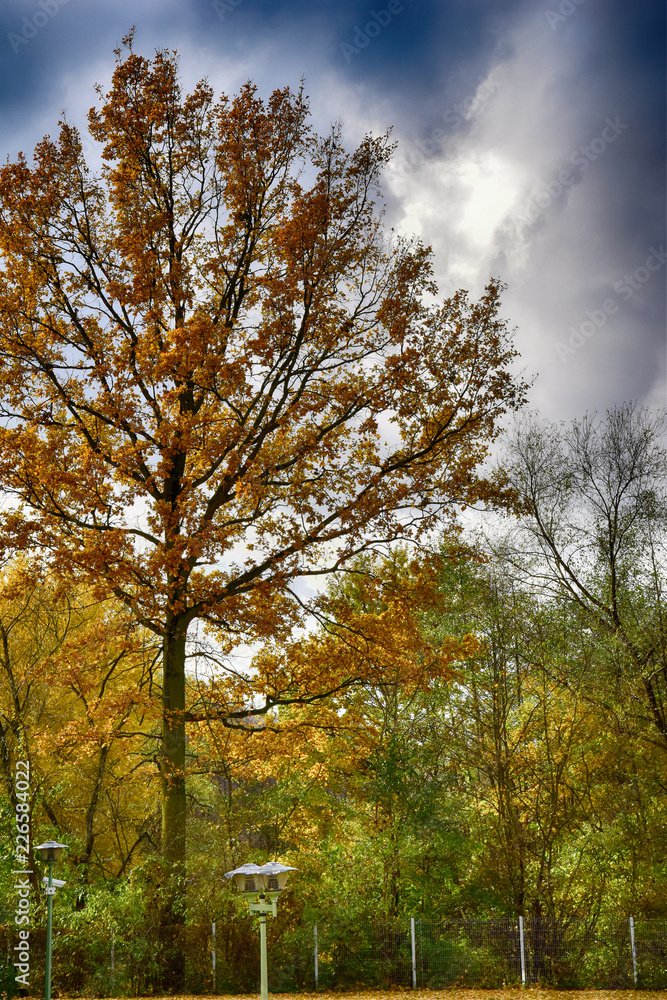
left=224, top=861, right=297, bottom=899
left=225, top=862, right=297, bottom=1000
left=260, top=862, right=297, bottom=898
left=34, top=841, right=68, bottom=865
left=225, top=863, right=266, bottom=896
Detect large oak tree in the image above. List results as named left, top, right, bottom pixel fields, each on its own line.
left=0, top=35, right=525, bottom=953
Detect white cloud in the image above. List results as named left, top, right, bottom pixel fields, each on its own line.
left=378, top=8, right=665, bottom=419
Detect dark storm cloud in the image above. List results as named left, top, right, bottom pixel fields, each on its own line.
left=508, top=0, right=666, bottom=415
left=0, top=2, right=181, bottom=157
left=0, top=0, right=663, bottom=417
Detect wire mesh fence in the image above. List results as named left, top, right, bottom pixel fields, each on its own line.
left=1, top=914, right=666, bottom=993
left=414, top=917, right=522, bottom=988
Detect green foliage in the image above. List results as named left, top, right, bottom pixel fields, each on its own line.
left=0, top=404, right=664, bottom=993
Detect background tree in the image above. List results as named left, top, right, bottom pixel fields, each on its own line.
left=268, top=548, right=479, bottom=919
left=500, top=403, right=667, bottom=749
left=0, top=35, right=525, bottom=960
left=1, top=531, right=664, bottom=989
left=0, top=567, right=158, bottom=900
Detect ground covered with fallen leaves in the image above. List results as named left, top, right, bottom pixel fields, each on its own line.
left=91, top=990, right=667, bottom=1000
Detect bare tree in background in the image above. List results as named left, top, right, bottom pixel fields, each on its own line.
left=500, top=403, right=667, bottom=749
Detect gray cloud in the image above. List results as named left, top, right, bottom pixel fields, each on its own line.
left=0, top=0, right=663, bottom=422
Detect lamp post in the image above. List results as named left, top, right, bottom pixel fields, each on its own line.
left=225, top=862, right=297, bottom=1000
left=34, top=841, right=68, bottom=1000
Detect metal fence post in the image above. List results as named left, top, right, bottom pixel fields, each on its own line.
left=629, top=915, right=637, bottom=987
left=518, top=915, right=526, bottom=986
left=212, top=920, right=217, bottom=990
left=410, top=917, right=417, bottom=988
left=314, top=923, right=318, bottom=988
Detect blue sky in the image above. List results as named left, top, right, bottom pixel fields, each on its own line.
left=1, top=0, right=664, bottom=422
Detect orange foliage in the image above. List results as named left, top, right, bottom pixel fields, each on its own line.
left=0, top=38, right=523, bottom=647
left=0, top=33, right=525, bottom=927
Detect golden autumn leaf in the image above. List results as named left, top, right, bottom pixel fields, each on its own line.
left=0, top=33, right=526, bottom=983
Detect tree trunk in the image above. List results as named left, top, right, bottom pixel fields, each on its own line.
left=160, top=619, right=187, bottom=989
left=83, top=742, right=110, bottom=865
